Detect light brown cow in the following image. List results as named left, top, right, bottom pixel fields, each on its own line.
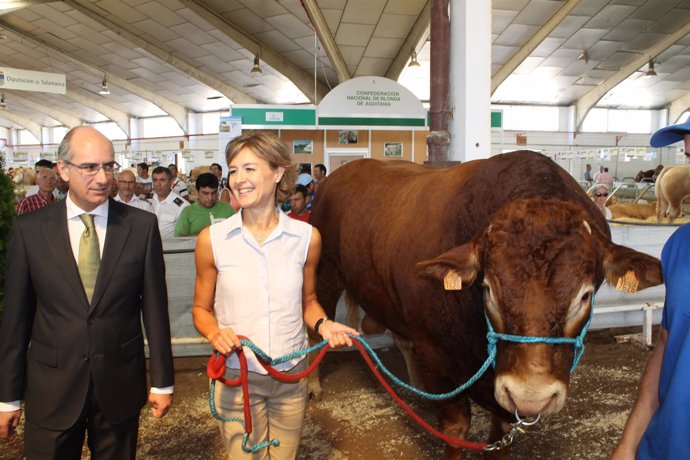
left=8, top=167, right=36, bottom=186
left=609, top=202, right=657, bottom=220
left=655, top=165, right=690, bottom=223
left=309, top=152, right=662, bottom=458
left=189, top=165, right=212, bottom=180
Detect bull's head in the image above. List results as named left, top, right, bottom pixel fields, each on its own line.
left=417, top=199, right=662, bottom=418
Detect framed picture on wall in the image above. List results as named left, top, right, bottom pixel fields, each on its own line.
left=338, top=130, right=358, bottom=144
left=384, top=142, right=403, bottom=158
left=293, top=140, right=313, bottom=154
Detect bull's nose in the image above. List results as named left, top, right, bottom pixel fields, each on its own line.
left=505, top=389, right=555, bottom=417
left=495, top=375, right=566, bottom=417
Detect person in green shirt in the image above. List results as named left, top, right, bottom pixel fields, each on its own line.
left=175, top=173, right=235, bottom=236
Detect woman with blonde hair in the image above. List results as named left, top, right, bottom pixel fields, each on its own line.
left=192, top=132, right=358, bottom=459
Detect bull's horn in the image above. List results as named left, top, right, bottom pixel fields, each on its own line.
left=582, top=220, right=592, bottom=234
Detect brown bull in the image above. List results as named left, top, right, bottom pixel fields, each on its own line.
left=309, top=151, right=662, bottom=458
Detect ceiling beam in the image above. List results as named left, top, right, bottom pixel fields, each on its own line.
left=301, top=0, right=350, bottom=85
left=6, top=92, right=81, bottom=128
left=492, top=0, right=582, bottom=94
left=0, top=111, right=43, bottom=141
left=182, top=0, right=329, bottom=103
left=575, top=21, right=690, bottom=130
left=0, top=21, right=188, bottom=133
left=668, top=93, right=690, bottom=125
left=65, top=0, right=257, bottom=105
left=65, top=88, right=130, bottom=137
left=385, top=1, right=431, bottom=81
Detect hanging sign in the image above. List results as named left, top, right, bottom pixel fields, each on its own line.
left=318, top=76, right=426, bottom=128
left=0, top=67, right=66, bottom=94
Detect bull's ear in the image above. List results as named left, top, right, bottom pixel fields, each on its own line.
left=416, top=242, right=481, bottom=289
left=603, top=243, right=663, bottom=292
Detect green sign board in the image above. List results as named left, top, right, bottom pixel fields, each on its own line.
left=491, top=110, right=503, bottom=128
left=231, top=107, right=316, bottom=126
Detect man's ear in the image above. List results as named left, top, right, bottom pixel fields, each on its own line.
left=57, top=160, right=70, bottom=183
left=416, top=241, right=481, bottom=290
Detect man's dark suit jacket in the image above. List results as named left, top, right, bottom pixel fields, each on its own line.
left=0, top=198, right=174, bottom=430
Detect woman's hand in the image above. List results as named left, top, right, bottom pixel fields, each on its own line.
left=208, top=327, right=242, bottom=355
left=318, top=320, right=360, bottom=349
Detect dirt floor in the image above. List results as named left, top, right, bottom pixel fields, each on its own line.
left=1, top=326, right=654, bottom=460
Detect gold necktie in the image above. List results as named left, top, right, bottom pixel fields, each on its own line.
left=78, top=214, right=100, bottom=303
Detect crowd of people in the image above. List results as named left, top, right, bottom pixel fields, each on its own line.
left=8, top=151, right=328, bottom=239
left=3, top=120, right=690, bottom=459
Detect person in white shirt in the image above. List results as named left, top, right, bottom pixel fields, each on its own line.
left=151, top=166, right=189, bottom=238
left=192, top=132, right=358, bottom=459
left=136, top=162, right=153, bottom=198
left=168, top=163, right=189, bottom=201
left=115, top=170, right=154, bottom=212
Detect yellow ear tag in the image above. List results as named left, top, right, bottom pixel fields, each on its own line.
left=616, top=270, right=639, bottom=293
left=443, top=271, right=463, bottom=291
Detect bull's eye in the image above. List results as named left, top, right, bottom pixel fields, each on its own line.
left=581, top=292, right=591, bottom=303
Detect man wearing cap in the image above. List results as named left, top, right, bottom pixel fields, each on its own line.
left=612, top=118, right=690, bottom=459
left=296, top=173, right=315, bottom=210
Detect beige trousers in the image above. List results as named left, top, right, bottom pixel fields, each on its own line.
left=214, top=359, right=308, bottom=460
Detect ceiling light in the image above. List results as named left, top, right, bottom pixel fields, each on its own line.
left=250, top=55, right=262, bottom=75
left=577, top=51, right=589, bottom=64
left=0, top=93, right=6, bottom=110
left=645, top=60, right=657, bottom=77
left=99, top=74, right=110, bottom=95
left=408, top=49, right=421, bottom=67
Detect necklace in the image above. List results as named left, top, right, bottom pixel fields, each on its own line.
left=254, top=212, right=278, bottom=244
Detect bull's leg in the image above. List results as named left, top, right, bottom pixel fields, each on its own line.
left=438, top=398, right=472, bottom=460
left=393, top=334, right=424, bottom=390
left=308, top=261, right=344, bottom=401
left=668, top=201, right=680, bottom=224
left=657, top=196, right=669, bottom=223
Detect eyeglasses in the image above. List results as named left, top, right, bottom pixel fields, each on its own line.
left=65, top=160, right=121, bottom=176
left=593, top=192, right=608, bottom=197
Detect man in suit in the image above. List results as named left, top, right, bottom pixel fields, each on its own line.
left=0, top=126, right=174, bottom=458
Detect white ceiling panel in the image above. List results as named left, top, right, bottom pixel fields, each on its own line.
left=1, top=0, right=690, bottom=138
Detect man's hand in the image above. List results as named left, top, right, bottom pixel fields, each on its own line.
left=0, top=410, right=21, bottom=440
left=148, top=393, right=173, bottom=418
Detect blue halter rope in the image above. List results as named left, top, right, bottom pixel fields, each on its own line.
left=485, top=298, right=594, bottom=374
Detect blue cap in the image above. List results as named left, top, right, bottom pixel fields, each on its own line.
left=650, top=119, right=690, bottom=147
left=296, top=173, right=312, bottom=186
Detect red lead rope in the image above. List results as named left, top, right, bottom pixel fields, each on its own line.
left=207, top=335, right=488, bottom=451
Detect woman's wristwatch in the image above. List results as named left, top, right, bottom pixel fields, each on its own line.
left=314, top=316, right=329, bottom=334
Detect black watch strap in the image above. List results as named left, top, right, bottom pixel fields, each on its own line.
left=314, top=316, right=328, bottom=334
